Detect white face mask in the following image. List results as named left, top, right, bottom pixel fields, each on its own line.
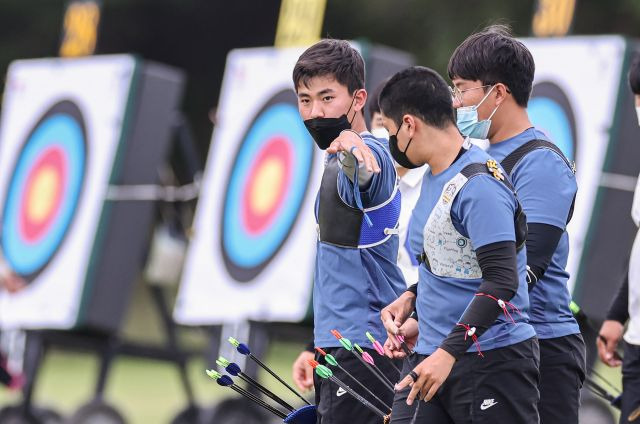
left=456, top=85, right=499, bottom=140
left=371, top=127, right=390, bottom=140
left=636, top=106, right=640, bottom=127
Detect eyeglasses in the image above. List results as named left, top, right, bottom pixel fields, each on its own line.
left=449, top=85, right=492, bottom=105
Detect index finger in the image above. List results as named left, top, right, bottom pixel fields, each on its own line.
left=356, top=143, right=379, bottom=173
left=363, top=149, right=378, bottom=174
left=383, top=339, right=396, bottom=358
left=383, top=317, right=400, bottom=336
left=369, top=151, right=381, bottom=173
left=350, top=145, right=365, bottom=165
left=326, top=140, right=341, bottom=154
left=381, top=308, right=400, bottom=335
left=395, top=372, right=413, bottom=391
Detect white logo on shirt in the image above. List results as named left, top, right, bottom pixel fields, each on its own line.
left=480, top=399, right=498, bottom=410
left=336, top=387, right=347, bottom=397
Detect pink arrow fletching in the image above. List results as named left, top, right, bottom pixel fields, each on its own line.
left=362, top=352, right=375, bottom=365
left=396, top=335, right=405, bottom=343
left=372, top=340, right=385, bottom=356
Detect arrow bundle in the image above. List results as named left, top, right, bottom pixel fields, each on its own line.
left=206, top=337, right=315, bottom=424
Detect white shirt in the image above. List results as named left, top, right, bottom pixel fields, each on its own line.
left=625, top=172, right=640, bottom=345
left=396, top=165, right=428, bottom=286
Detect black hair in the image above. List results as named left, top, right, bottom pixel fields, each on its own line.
left=448, top=24, right=534, bottom=107
left=293, top=39, right=365, bottom=94
left=629, top=53, right=640, bottom=95
left=379, top=66, right=456, bottom=130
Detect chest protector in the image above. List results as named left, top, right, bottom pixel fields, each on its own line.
left=317, top=155, right=401, bottom=248
left=422, top=161, right=526, bottom=279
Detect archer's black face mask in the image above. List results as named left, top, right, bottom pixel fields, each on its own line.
left=389, top=123, right=419, bottom=169
left=303, top=94, right=357, bottom=150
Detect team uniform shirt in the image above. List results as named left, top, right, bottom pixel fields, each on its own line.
left=313, top=132, right=406, bottom=348
left=406, top=139, right=488, bottom=261
left=411, top=145, right=535, bottom=355
left=488, top=127, right=580, bottom=339
left=397, top=166, right=428, bottom=286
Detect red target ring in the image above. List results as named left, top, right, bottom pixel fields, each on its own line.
left=241, top=137, right=293, bottom=236
left=19, top=146, right=68, bottom=244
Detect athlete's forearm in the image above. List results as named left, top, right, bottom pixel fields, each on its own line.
left=440, top=241, right=519, bottom=358
left=525, top=222, right=564, bottom=291
left=606, top=271, right=629, bottom=325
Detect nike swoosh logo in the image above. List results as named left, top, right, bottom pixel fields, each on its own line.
left=336, top=387, right=347, bottom=397
left=480, top=401, right=498, bottom=410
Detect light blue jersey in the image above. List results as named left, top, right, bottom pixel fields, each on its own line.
left=411, top=146, right=536, bottom=355
left=488, top=127, right=580, bottom=339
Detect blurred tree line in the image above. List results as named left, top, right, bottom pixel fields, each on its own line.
left=1, top=0, right=640, bottom=157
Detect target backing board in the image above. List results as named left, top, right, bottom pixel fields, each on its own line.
left=174, top=47, right=325, bottom=324
left=0, top=55, right=185, bottom=331
left=520, top=36, right=628, bottom=294
left=0, top=55, right=137, bottom=329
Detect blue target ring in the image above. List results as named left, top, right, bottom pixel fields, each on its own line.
left=1, top=100, right=87, bottom=281
left=527, top=81, right=577, bottom=161
left=220, top=90, right=315, bottom=282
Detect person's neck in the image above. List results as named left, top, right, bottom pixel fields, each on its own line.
left=350, top=113, right=367, bottom=133
left=423, top=127, right=464, bottom=175
left=396, top=167, right=409, bottom=178
left=489, top=107, right=532, bottom=144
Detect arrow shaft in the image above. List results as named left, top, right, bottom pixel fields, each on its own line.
left=410, top=400, right=422, bottom=424
left=229, top=384, right=287, bottom=419
left=399, top=341, right=412, bottom=357
left=329, top=375, right=387, bottom=418
left=239, top=372, right=295, bottom=411
left=369, top=362, right=396, bottom=388
left=589, top=369, right=621, bottom=395
left=335, top=363, right=392, bottom=411
left=350, top=351, right=394, bottom=392
left=249, top=353, right=311, bottom=405
left=387, top=358, right=401, bottom=374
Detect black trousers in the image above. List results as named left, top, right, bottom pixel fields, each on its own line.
left=390, top=337, right=540, bottom=424
left=621, top=341, right=640, bottom=424
left=313, top=346, right=401, bottom=424
left=538, top=333, right=586, bottom=424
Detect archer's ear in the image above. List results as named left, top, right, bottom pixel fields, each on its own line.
left=353, top=88, right=368, bottom=112
left=495, top=83, right=510, bottom=106
left=403, top=114, right=418, bottom=137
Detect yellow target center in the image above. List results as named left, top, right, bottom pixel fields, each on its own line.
left=26, top=166, right=60, bottom=223
left=250, top=157, right=285, bottom=215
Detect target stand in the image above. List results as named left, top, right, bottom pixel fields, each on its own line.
left=0, top=56, right=201, bottom=423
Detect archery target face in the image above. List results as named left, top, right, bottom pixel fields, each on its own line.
left=175, top=47, right=325, bottom=324
left=0, top=55, right=137, bottom=329
left=528, top=81, right=577, bottom=161
left=2, top=100, right=87, bottom=281
left=521, top=36, right=626, bottom=292
left=221, top=90, right=314, bottom=282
